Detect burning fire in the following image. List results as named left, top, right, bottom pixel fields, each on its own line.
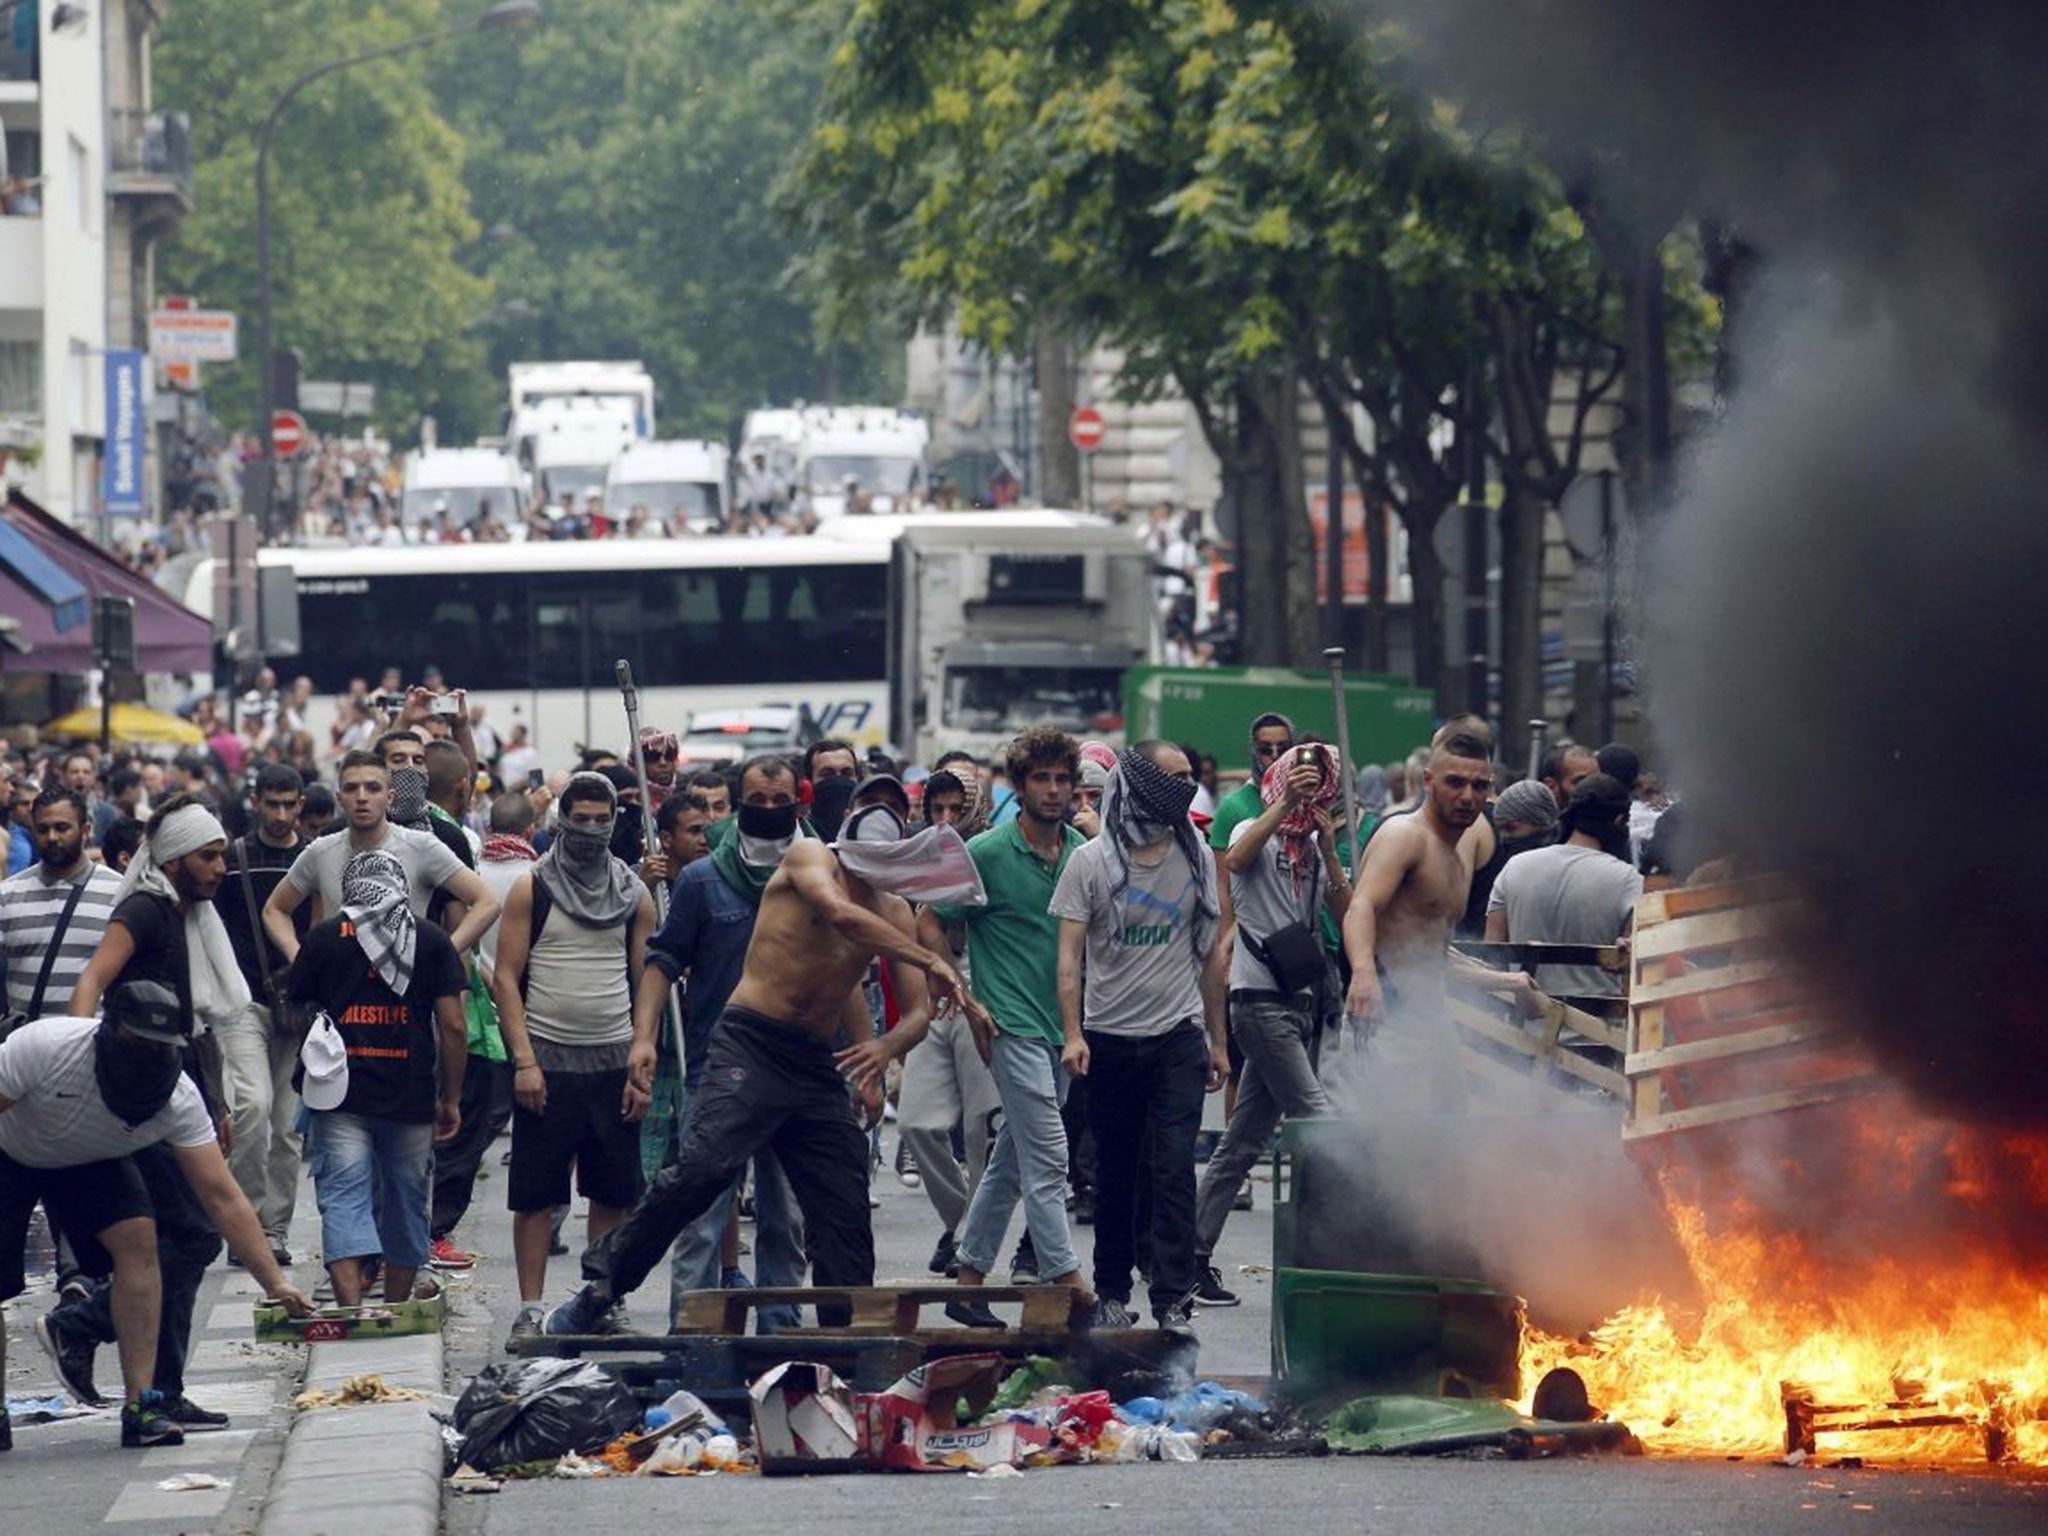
left=1518, top=1120, right=2048, bottom=1465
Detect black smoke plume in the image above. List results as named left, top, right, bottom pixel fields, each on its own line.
left=1382, top=1, right=2048, bottom=1125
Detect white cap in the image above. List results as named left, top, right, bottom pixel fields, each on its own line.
left=298, top=1012, right=350, bottom=1112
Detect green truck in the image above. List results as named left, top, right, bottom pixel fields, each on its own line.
left=1121, top=664, right=1437, bottom=776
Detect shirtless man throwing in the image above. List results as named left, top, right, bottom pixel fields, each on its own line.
left=1340, top=729, right=1527, bottom=1104
left=543, top=805, right=984, bottom=1334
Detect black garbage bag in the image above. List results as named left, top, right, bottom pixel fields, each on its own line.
left=454, top=1358, right=643, bottom=1470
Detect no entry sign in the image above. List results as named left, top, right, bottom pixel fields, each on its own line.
left=271, top=409, right=310, bottom=458
left=1069, top=405, right=1106, bottom=454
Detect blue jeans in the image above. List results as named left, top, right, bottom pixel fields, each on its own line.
left=956, top=1032, right=1077, bottom=1282
left=665, top=1082, right=805, bottom=1332
left=307, top=1111, right=434, bottom=1269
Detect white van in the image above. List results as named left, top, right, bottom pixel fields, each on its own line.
left=789, top=406, right=931, bottom=521
left=399, top=448, right=528, bottom=534
left=605, top=440, right=730, bottom=533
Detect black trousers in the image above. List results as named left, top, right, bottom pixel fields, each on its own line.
left=582, top=1007, right=873, bottom=1324
left=1086, top=1021, right=1207, bottom=1317
left=73, top=1141, right=221, bottom=1398
left=431, top=1056, right=513, bottom=1240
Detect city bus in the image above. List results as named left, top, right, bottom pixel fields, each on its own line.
left=174, top=511, right=1156, bottom=770
left=178, top=537, right=889, bottom=762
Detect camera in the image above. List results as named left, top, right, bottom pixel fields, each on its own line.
left=429, top=693, right=460, bottom=717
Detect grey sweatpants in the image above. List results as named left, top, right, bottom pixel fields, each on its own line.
left=897, top=1011, right=1000, bottom=1233
left=1193, top=995, right=1330, bottom=1257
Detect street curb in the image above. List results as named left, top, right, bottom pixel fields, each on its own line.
left=256, top=1331, right=445, bottom=1536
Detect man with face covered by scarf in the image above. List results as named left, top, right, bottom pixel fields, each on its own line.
left=1048, top=742, right=1228, bottom=1336
left=286, top=848, right=471, bottom=1308
left=1485, top=772, right=1643, bottom=1000
left=544, top=761, right=985, bottom=1338
left=0, top=981, right=311, bottom=1451
left=492, top=773, right=658, bottom=1342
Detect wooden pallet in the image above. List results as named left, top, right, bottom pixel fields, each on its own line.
left=1623, top=877, right=1891, bottom=1143
left=1450, top=941, right=1631, bottom=1100
left=673, top=1283, right=1090, bottom=1338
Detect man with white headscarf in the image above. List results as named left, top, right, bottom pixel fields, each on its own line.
left=285, top=847, right=470, bottom=1308
left=1049, top=742, right=1228, bottom=1337
left=57, top=795, right=250, bottom=1433
left=492, top=773, right=657, bottom=1344
left=543, top=779, right=986, bottom=1338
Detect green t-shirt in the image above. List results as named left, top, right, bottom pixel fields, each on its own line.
left=1208, top=781, right=1264, bottom=851
left=933, top=819, right=1085, bottom=1048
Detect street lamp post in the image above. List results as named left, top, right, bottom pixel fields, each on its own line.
left=251, top=0, right=540, bottom=541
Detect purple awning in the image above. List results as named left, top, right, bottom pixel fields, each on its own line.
left=0, top=493, right=214, bottom=675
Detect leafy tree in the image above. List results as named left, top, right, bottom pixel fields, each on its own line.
left=154, top=0, right=495, bottom=442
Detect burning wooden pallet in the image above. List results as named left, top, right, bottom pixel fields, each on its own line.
left=1623, top=877, right=1894, bottom=1145
left=1783, top=1379, right=2045, bottom=1464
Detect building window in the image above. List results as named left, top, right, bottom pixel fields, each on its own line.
left=0, top=340, right=40, bottom=416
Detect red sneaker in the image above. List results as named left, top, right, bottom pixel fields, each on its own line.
left=428, top=1237, right=477, bottom=1271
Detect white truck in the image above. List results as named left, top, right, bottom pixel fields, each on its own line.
left=398, top=448, right=528, bottom=536
left=604, top=440, right=731, bottom=534
left=742, top=405, right=930, bottom=522
left=508, top=362, right=654, bottom=507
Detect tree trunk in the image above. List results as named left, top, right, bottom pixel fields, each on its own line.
left=1034, top=330, right=1082, bottom=507
left=1497, top=477, right=1546, bottom=772
left=1230, top=370, right=1316, bottom=666
left=1403, top=502, right=1449, bottom=698
left=1615, top=240, right=1673, bottom=519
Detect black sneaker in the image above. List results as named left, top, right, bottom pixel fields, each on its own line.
left=928, top=1229, right=958, bottom=1277
left=270, top=1244, right=295, bottom=1266
left=1232, top=1179, right=1255, bottom=1212
left=1156, top=1293, right=1198, bottom=1337
left=1087, top=1296, right=1136, bottom=1329
left=0, top=1407, right=11, bottom=1452
left=1071, top=1190, right=1096, bottom=1226
left=1193, top=1264, right=1240, bottom=1307
left=1008, top=1233, right=1039, bottom=1283
left=163, top=1396, right=230, bottom=1432
left=944, top=1299, right=1007, bottom=1329
left=120, top=1392, right=185, bottom=1449
left=35, top=1307, right=104, bottom=1407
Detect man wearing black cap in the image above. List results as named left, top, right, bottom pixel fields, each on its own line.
left=0, top=982, right=311, bottom=1452
left=1484, top=773, right=1643, bottom=999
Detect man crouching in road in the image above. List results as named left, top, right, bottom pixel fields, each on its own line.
left=542, top=802, right=988, bottom=1335
left=0, top=982, right=312, bottom=1452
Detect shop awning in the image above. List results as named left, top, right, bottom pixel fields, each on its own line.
left=0, top=519, right=89, bottom=632
left=0, top=493, right=214, bottom=675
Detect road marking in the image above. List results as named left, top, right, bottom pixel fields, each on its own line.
left=138, top=1428, right=258, bottom=1466
left=103, top=1480, right=232, bottom=1523
left=205, top=1298, right=256, bottom=1331
left=175, top=1379, right=283, bottom=1420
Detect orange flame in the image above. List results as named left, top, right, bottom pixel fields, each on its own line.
left=1518, top=1123, right=2048, bottom=1464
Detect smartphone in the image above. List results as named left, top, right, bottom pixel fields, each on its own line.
left=370, top=691, right=403, bottom=713
left=1302, top=743, right=1327, bottom=781
left=527, top=769, right=546, bottom=791
left=429, top=693, right=460, bottom=717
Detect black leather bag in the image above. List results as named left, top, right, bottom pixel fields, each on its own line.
left=1244, top=920, right=1328, bottom=997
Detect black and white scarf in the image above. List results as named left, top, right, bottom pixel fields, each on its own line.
left=342, top=848, right=416, bottom=995
left=1101, top=747, right=1219, bottom=957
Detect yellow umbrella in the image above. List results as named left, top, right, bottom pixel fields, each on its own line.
left=44, top=702, right=206, bottom=747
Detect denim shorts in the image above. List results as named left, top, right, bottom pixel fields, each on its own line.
left=307, top=1111, right=435, bottom=1268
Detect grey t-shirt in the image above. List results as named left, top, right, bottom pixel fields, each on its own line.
left=1048, top=835, right=1208, bottom=1037
left=283, top=822, right=466, bottom=925
left=1226, top=820, right=1324, bottom=994
left=1486, top=843, right=1643, bottom=998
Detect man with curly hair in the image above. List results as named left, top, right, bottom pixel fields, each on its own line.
left=924, top=726, right=1091, bottom=1327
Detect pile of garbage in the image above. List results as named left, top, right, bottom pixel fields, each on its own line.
left=444, top=1353, right=1308, bottom=1481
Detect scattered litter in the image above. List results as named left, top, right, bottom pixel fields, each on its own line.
left=447, top=1467, right=503, bottom=1496
left=969, top=1463, right=1024, bottom=1479
left=1777, top=1449, right=1807, bottom=1467
left=551, top=1452, right=601, bottom=1478
left=156, top=1473, right=228, bottom=1491
left=4, top=1395, right=97, bottom=1423
left=453, top=1358, right=643, bottom=1472
left=1237, top=1264, right=1273, bottom=1276
left=294, top=1373, right=424, bottom=1410
left=751, top=1362, right=863, bottom=1473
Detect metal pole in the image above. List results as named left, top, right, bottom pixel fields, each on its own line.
left=254, top=127, right=275, bottom=543
left=1323, top=646, right=1361, bottom=865
left=1324, top=431, right=1344, bottom=654
left=1525, top=718, right=1548, bottom=784
left=617, top=660, right=689, bottom=1098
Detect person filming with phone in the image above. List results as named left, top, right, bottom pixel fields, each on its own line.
left=1187, top=741, right=1350, bottom=1305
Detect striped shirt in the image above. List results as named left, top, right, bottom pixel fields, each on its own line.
left=0, top=861, right=124, bottom=1016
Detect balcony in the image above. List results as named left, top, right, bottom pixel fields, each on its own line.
left=107, top=108, right=193, bottom=230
